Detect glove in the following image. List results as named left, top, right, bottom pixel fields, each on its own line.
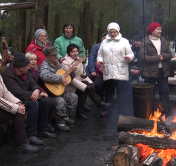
left=85, top=83, right=95, bottom=93
left=70, top=72, right=75, bottom=80
left=0, top=28, right=5, bottom=36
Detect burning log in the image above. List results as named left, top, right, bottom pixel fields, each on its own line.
left=118, top=131, right=176, bottom=149
left=166, top=156, right=176, bottom=166
left=117, top=115, right=176, bottom=134
left=143, top=152, right=163, bottom=166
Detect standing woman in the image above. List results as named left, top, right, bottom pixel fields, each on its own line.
left=54, top=22, right=85, bottom=63
left=139, top=22, right=172, bottom=117
left=97, top=22, right=134, bottom=116
left=26, top=29, right=52, bottom=67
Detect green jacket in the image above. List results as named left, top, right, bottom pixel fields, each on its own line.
left=54, top=34, right=86, bottom=61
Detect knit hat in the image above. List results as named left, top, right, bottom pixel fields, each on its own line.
left=13, top=53, right=30, bottom=68
left=42, top=46, right=58, bottom=56
left=147, top=22, right=161, bottom=35
left=107, top=22, right=120, bottom=32
left=134, top=33, right=143, bottom=41
left=35, top=29, right=47, bottom=39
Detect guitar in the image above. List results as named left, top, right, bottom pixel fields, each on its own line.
left=45, top=58, right=83, bottom=96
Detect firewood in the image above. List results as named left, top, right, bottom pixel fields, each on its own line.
left=166, top=156, right=176, bottom=166
left=118, top=131, right=176, bottom=149
left=112, top=152, right=130, bottom=166
left=117, top=115, right=175, bottom=134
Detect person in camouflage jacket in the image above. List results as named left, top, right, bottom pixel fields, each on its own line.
left=39, top=46, right=78, bottom=132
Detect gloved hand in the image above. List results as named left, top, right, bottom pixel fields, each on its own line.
left=0, top=28, right=5, bottom=36
left=85, top=83, right=95, bottom=93
left=70, top=72, right=75, bottom=80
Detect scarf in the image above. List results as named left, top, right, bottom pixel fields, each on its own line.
left=12, top=65, right=27, bottom=81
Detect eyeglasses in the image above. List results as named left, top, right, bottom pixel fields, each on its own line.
left=39, top=35, right=47, bottom=38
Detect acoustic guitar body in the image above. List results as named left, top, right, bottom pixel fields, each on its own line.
left=45, top=69, right=71, bottom=96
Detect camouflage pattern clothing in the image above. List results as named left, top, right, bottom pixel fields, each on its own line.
left=39, top=60, right=78, bottom=123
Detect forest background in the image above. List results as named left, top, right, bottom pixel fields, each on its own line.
left=1, top=0, right=176, bottom=54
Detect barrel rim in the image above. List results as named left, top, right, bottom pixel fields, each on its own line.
left=132, top=83, right=154, bottom=89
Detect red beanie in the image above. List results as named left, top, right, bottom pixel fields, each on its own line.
left=147, top=22, right=161, bottom=34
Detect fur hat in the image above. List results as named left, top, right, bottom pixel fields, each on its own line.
left=147, top=22, right=161, bottom=35
left=35, top=29, right=47, bottom=39
left=42, top=46, right=58, bottom=56
left=13, top=53, right=30, bottom=68
left=107, top=22, right=120, bottom=32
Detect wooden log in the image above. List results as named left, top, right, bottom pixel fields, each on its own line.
left=112, top=152, right=130, bottom=166
left=166, top=156, right=176, bottom=166
left=118, top=131, right=176, bottom=149
left=117, top=115, right=176, bottom=134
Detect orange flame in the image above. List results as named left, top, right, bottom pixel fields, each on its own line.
left=134, top=104, right=176, bottom=166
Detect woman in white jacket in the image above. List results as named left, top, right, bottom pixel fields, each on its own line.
left=97, top=22, right=134, bottom=116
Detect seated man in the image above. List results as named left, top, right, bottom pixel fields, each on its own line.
left=39, top=46, right=78, bottom=132
left=2, top=53, right=56, bottom=145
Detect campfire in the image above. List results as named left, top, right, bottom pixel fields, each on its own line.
left=116, top=104, right=176, bottom=166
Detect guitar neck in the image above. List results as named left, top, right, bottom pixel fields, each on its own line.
left=64, top=59, right=83, bottom=77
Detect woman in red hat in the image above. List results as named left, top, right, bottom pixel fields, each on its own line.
left=139, top=22, right=172, bottom=118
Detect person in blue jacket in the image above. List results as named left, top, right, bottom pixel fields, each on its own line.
left=86, top=32, right=108, bottom=81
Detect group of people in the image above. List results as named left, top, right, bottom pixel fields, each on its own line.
left=0, top=21, right=172, bottom=153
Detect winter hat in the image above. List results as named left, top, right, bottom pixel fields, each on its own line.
left=13, top=53, right=30, bottom=68
left=42, top=46, right=58, bottom=56
left=134, top=33, right=143, bottom=41
left=147, top=22, right=161, bottom=35
left=107, top=22, right=120, bottom=32
left=35, top=29, right=47, bottom=39
left=102, top=32, right=108, bottom=37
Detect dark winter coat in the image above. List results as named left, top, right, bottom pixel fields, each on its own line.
left=139, top=36, right=172, bottom=78
left=2, top=65, right=40, bottom=100
left=129, top=45, right=140, bottom=71
left=85, top=43, right=100, bottom=75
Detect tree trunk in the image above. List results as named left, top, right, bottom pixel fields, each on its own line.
left=54, top=13, right=60, bottom=40
left=35, top=0, right=46, bottom=29
left=12, top=0, right=27, bottom=54
left=43, top=3, right=49, bottom=30
left=114, top=1, right=118, bottom=22
left=118, top=131, right=176, bottom=149
left=97, top=11, right=103, bottom=43
left=26, top=11, right=35, bottom=46
left=83, top=1, right=94, bottom=53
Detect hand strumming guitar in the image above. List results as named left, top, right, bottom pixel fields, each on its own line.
left=62, top=75, right=69, bottom=86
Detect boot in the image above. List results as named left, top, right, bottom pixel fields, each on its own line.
left=16, top=143, right=39, bottom=153
left=97, top=100, right=112, bottom=108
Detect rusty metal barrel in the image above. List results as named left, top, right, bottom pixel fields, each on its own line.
left=132, top=83, right=154, bottom=119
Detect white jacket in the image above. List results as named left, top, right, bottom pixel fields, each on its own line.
left=0, top=76, right=20, bottom=114
left=62, top=54, right=92, bottom=93
left=97, top=33, right=134, bottom=81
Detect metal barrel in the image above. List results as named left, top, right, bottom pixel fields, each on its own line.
left=132, top=83, right=154, bottom=119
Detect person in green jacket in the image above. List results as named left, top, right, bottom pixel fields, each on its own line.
left=54, top=22, right=86, bottom=63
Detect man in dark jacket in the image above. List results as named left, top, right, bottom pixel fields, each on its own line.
left=129, top=33, right=143, bottom=85
left=2, top=53, right=56, bottom=145
left=139, top=22, right=172, bottom=118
